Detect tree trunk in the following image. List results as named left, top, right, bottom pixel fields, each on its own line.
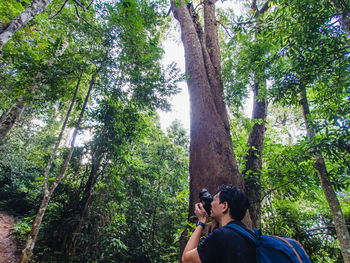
left=299, top=87, right=350, bottom=263
left=151, top=168, right=163, bottom=248
left=43, top=74, right=81, bottom=190
left=63, top=151, right=103, bottom=260
left=0, top=0, right=53, bottom=50
left=19, top=73, right=95, bottom=263
left=242, top=2, right=270, bottom=229
left=243, top=82, right=268, bottom=229
left=0, top=98, right=26, bottom=145
left=19, top=192, right=51, bottom=263
left=171, top=0, right=249, bottom=222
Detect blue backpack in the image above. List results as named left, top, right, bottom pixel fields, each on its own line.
left=225, top=223, right=311, bottom=263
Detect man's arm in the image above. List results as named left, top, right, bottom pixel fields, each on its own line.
left=181, top=203, right=207, bottom=263
left=181, top=224, right=202, bottom=263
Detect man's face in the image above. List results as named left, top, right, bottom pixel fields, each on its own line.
left=210, top=193, right=222, bottom=219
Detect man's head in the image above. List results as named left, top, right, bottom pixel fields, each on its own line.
left=211, top=185, right=250, bottom=221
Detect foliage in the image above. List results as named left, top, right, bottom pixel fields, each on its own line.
left=262, top=193, right=344, bottom=263
left=1, top=0, right=350, bottom=262
left=1, top=0, right=186, bottom=261
left=229, top=102, right=348, bottom=261
left=23, top=117, right=189, bottom=263
left=0, top=114, right=59, bottom=216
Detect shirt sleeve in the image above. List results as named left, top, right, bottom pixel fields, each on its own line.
left=197, top=230, right=221, bottom=263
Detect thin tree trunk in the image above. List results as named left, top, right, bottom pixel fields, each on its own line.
left=0, top=98, right=26, bottom=145
left=243, top=82, right=268, bottom=229
left=19, top=73, right=95, bottom=263
left=19, top=193, right=51, bottom=263
left=171, top=0, right=248, bottom=220
left=299, top=87, right=350, bottom=263
left=63, top=151, right=103, bottom=260
left=151, top=168, right=163, bottom=248
left=0, top=0, right=53, bottom=50
left=242, top=1, right=270, bottom=229
left=42, top=74, right=82, bottom=190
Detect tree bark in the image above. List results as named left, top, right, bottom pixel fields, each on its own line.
left=0, top=98, right=26, bottom=145
left=19, top=193, right=51, bottom=263
left=19, top=73, right=95, bottom=263
left=0, top=0, right=53, bottom=50
left=243, top=82, right=268, bottom=229
left=42, top=74, right=82, bottom=190
left=63, top=150, right=103, bottom=260
left=171, top=0, right=249, bottom=223
left=151, top=168, right=162, bottom=248
left=242, top=1, right=270, bottom=229
left=299, top=87, right=350, bottom=263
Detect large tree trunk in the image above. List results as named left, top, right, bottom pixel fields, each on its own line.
left=19, top=74, right=95, bottom=263
left=0, top=0, right=53, bottom=50
left=299, top=87, right=350, bottom=263
left=172, top=3, right=252, bottom=258
left=171, top=0, right=249, bottom=222
left=243, top=82, right=268, bottom=229
left=0, top=98, right=26, bottom=145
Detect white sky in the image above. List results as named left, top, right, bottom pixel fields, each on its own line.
left=158, top=0, right=252, bottom=131
left=158, top=38, right=190, bottom=130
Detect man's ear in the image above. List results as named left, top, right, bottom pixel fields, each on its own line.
left=222, top=201, right=229, bottom=213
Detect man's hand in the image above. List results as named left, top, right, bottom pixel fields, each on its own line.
left=195, top=203, right=208, bottom=223
left=181, top=203, right=207, bottom=263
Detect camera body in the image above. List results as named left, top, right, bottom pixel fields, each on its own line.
left=199, top=189, right=213, bottom=216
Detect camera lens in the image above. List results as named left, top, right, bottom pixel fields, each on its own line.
left=199, top=189, right=213, bottom=216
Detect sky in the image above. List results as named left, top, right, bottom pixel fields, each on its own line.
left=157, top=0, right=252, bottom=132
left=158, top=38, right=189, bottom=131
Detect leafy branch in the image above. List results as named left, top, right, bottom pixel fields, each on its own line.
left=262, top=178, right=299, bottom=200
left=74, top=5, right=102, bottom=34
left=49, top=0, right=69, bottom=19
left=217, top=20, right=232, bottom=38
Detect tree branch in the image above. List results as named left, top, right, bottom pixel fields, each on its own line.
left=262, top=178, right=299, bottom=200
left=87, top=0, right=94, bottom=9
left=49, top=0, right=69, bottom=19
left=217, top=20, right=232, bottom=38
left=307, top=225, right=350, bottom=232
left=259, top=0, right=270, bottom=15
left=251, top=0, right=258, bottom=12
left=194, top=1, right=203, bottom=12
left=72, top=0, right=87, bottom=11
left=231, top=20, right=256, bottom=27
left=74, top=5, right=101, bottom=34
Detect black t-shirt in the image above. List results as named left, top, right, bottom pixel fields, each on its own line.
left=197, top=221, right=256, bottom=263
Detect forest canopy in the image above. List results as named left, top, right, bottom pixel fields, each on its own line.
left=0, top=0, right=349, bottom=262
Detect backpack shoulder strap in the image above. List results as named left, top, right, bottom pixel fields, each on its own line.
left=225, top=223, right=257, bottom=245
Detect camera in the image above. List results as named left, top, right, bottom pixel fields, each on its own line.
left=199, top=189, right=213, bottom=216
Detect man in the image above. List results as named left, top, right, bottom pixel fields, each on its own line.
left=181, top=185, right=256, bottom=263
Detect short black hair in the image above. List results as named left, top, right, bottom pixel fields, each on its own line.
left=217, top=185, right=250, bottom=221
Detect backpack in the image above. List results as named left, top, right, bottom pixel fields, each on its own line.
left=225, top=223, right=311, bottom=263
